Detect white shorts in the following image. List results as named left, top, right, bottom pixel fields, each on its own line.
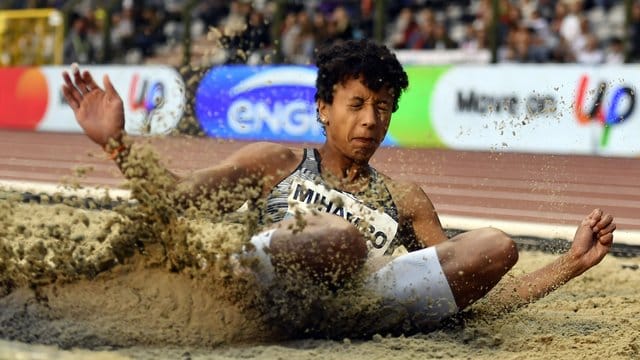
left=365, top=247, right=458, bottom=329
left=244, top=229, right=458, bottom=328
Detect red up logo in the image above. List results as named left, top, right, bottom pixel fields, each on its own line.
left=128, top=74, right=165, bottom=113
left=575, top=75, right=635, bottom=147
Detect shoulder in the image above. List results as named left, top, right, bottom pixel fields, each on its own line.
left=376, top=172, right=433, bottom=219
left=386, top=178, right=427, bottom=207
left=375, top=172, right=423, bottom=201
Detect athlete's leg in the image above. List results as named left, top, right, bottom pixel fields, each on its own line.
left=366, top=227, right=517, bottom=331
left=435, top=228, right=519, bottom=309
left=366, top=246, right=458, bottom=330
left=244, top=212, right=368, bottom=285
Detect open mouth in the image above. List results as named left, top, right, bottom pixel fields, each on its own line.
left=352, top=137, right=377, bottom=145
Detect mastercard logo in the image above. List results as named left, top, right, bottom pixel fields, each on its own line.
left=0, top=68, right=49, bottom=130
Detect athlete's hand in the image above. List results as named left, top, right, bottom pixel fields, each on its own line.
left=62, top=64, right=125, bottom=148
left=566, top=208, right=615, bottom=277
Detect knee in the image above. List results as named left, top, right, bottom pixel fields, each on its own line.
left=478, top=228, right=519, bottom=269
left=326, top=214, right=368, bottom=260
left=301, top=212, right=367, bottom=260
left=292, top=213, right=367, bottom=284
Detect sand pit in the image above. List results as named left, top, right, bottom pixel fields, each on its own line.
left=0, top=196, right=638, bottom=359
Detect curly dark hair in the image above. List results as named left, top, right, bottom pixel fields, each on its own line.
left=314, top=39, right=409, bottom=118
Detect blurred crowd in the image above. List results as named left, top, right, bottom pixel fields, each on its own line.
left=3, top=0, right=640, bottom=65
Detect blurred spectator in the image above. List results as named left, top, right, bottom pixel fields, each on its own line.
left=501, top=25, right=531, bottom=62
left=229, top=7, right=271, bottom=63
left=198, top=0, right=229, bottom=27
left=499, top=1, right=522, bottom=46
left=356, top=0, right=374, bottom=39
left=387, top=7, right=418, bottom=49
left=132, top=6, right=166, bottom=57
left=281, top=11, right=301, bottom=62
left=406, top=8, right=437, bottom=49
left=111, top=6, right=135, bottom=60
left=605, top=37, right=625, bottom=63
left=219, top=0, right=250, bottom=39
left=312, top=11, right=330, bottom=47
left=630, top=1, right=640, bottom=61
left=524, top=9, right=551, bottom=41
left=576, top=34, right=604, bottom=64
left=7, top=0, right=637, bottom=65
left=290, top=11, right=315, bottom=64
left=460, top=23, right=488, bottom=51
left=560, top=0, right=583, bottom=45
left=537, top=0, right=557, bottom=22
left=433, top=22, right=458, bottom=49
left=546, top=11, right=576, bottom=62
left=327, top=6, right=354, bottom=43
left=63, top=13, right=95, bottom=64
left=520, top=0, right=538, bottom=21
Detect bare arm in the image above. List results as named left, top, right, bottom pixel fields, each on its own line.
left=171, top=142, right=297, bottom=211
left=61, top=66, right=296, bottom=212
left=390, top=176, right=615, bottom=310
left=391, top=181, right=448, bottom=248
left=487, top=209, right=615, bottom=310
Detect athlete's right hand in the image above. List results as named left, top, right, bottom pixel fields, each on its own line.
left=62, top=65, right=124, bottom=148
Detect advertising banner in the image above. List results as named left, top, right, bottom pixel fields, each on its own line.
left=422, top=66, right=639, bottom=157
left=195, top=65, right=326, bottom=143
left=193, top=64, right=640, bottom=156
left=3, top=64, right=638, bottom=157
left=394, top=49, right=491, bottom=65
left=194, top=65, right=424, bottom=146
left=0, top=66, right=186, bottom=135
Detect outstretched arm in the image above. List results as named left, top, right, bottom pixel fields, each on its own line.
left=488, top=208, right=615, bottom=310
left=61, top=66, right=293, bottom=211
left=62, top=64, right=124, bottom=150
left=401, top=184, right=615, bottom=311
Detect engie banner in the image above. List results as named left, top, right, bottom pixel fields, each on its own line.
left=0, top=66, right=185, bottom=135
left=195, top=65, right=327, bottom=143
left=193, top=64, right=429, bottom=146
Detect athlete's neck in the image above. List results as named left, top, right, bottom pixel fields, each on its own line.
left=317, top=144, right=370, bottom=183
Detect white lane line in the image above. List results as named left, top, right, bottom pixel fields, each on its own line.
left=0, top=179, right=130, bottom=199
left=441, top=214, right=640, bottom=247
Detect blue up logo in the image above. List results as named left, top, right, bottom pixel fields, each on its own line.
left=195, top=66, right=324, bottom=142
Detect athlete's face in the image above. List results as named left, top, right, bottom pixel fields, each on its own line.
left=318, top=77, right=394, bottom=163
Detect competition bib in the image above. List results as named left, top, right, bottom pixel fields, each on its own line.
left=286, top=178, right=398, bottom=257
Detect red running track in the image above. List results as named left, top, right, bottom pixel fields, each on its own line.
left=1, top=129, right=639, bottom=232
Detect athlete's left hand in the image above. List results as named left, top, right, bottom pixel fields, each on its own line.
left=566, top=208, right=615, bottom=277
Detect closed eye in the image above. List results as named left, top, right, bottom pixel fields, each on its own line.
left=349, top=101, right=364, bottom=110
left=377, top=102, right=391, bottom=113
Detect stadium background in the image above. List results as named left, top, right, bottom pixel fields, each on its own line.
left=1, top=3, right=640, bottom=357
